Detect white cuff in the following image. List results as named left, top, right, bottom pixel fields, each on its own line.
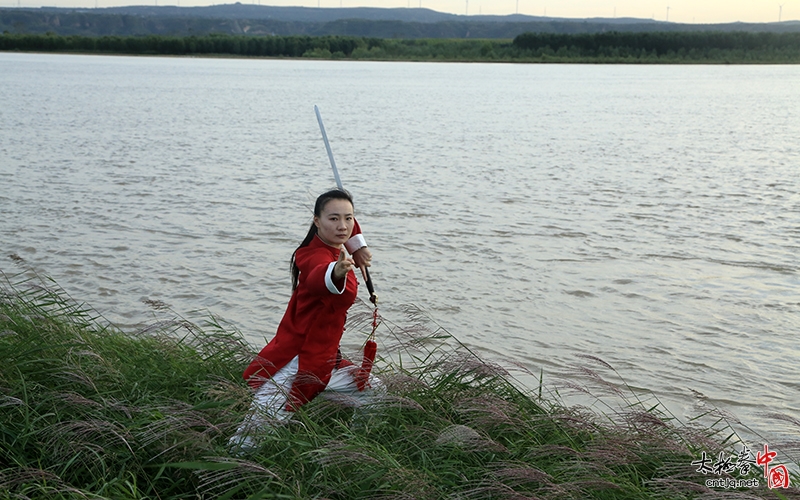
left=344, top=234, right=367, bottom=255
left=324, top=261, right=346, bottom=294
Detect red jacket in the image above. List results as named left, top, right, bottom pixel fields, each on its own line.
left=242, top=233, right=359, bottom=409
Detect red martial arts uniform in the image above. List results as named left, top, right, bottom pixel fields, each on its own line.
left=242, top=223, right=364, bottom=410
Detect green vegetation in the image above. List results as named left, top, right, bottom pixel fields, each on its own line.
left=513, top=31, right=800, bottom=62
left=2, top=31, right=800, bottom=62
left=1, top=262, right=797, bottom=499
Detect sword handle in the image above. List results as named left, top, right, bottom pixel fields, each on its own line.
left=364, top=267, right=378, bottom=305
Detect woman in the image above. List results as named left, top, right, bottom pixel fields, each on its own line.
left=230, top=189, right=378, bottom=448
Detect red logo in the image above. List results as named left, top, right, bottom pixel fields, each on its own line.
left=755, top=445, right=791, bottom=489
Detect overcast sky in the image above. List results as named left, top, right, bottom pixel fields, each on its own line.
left=7, top=0, right=797, bottom=24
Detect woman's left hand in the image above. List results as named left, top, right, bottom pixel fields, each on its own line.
left=351, top=247, right=373, bottom=284
left=351, top=246, right=372, bottom=269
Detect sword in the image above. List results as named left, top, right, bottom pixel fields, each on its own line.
left=314, top=105, right=377, bottom=305
left=314, top=105, right=344, bottom=191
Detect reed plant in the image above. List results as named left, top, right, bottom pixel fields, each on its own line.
left=1, top=257, right=797, bottom=499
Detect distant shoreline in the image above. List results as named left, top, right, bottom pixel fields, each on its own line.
left=3, top=32, right=800, bottom=64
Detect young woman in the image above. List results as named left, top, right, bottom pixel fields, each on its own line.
left=230, top=189, right=379, bottom=448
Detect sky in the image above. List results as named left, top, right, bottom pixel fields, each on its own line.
left=5, top=0, right=798, bottom=24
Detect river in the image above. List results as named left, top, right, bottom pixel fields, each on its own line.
left=1, top=52, right=798, bottom=450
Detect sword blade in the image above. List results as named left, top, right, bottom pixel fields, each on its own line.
left=314, top=105, right=344, bottom=191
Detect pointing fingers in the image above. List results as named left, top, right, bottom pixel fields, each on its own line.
left=333, top=250, right=355, bottom=281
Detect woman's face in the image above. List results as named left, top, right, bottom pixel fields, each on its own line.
left=314, top=198, right=355, bottom=248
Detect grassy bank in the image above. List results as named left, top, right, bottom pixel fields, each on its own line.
left=1, top=263, right=797, bottom=499
left=2, top=31, right=800, bottom=63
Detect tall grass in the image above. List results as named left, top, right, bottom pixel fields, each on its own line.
left=1, top=256, right=798, bottom=499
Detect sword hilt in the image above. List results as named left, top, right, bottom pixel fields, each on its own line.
left=364, top=267, right=378, bottom=305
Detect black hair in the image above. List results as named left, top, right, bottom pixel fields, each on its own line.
left=290, top=189, right=354, bottom=290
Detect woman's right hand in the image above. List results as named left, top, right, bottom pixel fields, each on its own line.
left=332, top=250, right=355, bottom=281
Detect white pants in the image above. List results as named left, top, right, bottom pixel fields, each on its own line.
left=230, top=355, right=381, bottom=449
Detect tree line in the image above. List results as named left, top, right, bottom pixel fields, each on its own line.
left=512, top=31, right=800, bottom=60
left=0, top=33, right=381, bottom=58
left=2, top=31, right=800, bottom=63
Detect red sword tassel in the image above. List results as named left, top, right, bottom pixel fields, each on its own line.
left=355, top=306, right=379, bottom=391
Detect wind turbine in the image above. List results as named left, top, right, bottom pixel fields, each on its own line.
left=666, top=6, right=670, bottom=21
left=779, top=4, right=784, bottom=22
left=516, top=0, right=519, bottom=15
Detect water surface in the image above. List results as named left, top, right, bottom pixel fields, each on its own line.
left=1, top=53, right=798, bottom=446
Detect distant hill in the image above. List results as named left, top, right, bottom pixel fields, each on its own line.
left=2, top=3, right=799, bottom=38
